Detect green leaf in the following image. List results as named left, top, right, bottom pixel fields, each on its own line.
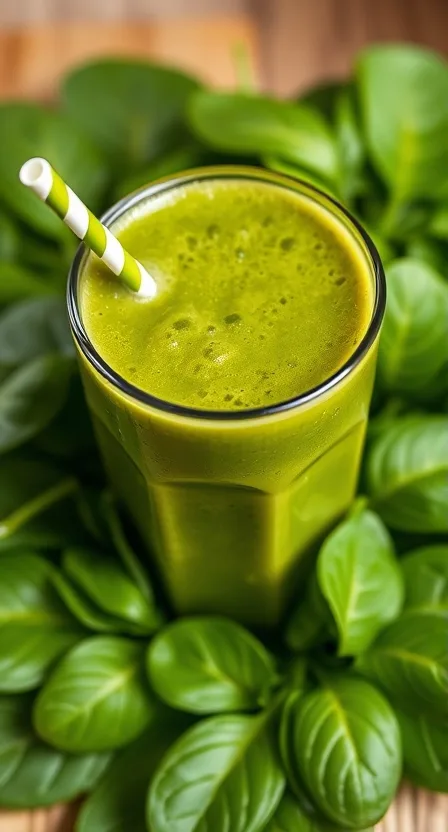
left=406, top=236, right=448, bottom=277
left=34, top=636, right=156, bottom=752
left=263, top=156, right=338, bottom=198
left=400, top=545, right=448, bottom=617
left=77, top=712, right=190, bottom=832
left=377, top=259, right=448, bottom=398
left=0, top=297, right=74, bottom=371
left=113, top=145, right=204, bottom=201
left=265, top=790, right=373, bottom=831
left=357, top=612, right=448, bottom=717
left=0, top=452, right=83, bottom=551
left=0, top=103, right=107, bottom=239
left=147, top=616, right=277, bottom=714
left=365, top=415, right=448, bottom=532
left=0, top=355, right=73, bottom=454
left=147, top=712, right=285, bottom=832
left=429, top=202, right=448, bottom=239
left=395, top=707, right=448, bottom=793
left=317, top=508, right=403, bottom=656
left=62, top=60, right=200, bottom=171
left=51, top=571, right=137, bottom=634
left=0, top=554, right=83, bottom=692
left=357, top=45, right=448, bottom=202
left=0, top=263, right=57, bottom=304
left=63, top=547, right=162, bottom=634
left=0, top=694, right=110, bottom=808
left=189, top=91, right=339, bottom=184
left=280, top=677, right=401, bottom=828
left=334, top=88, right=365, bottom=202
left=285, top=572, right=333, bottom=652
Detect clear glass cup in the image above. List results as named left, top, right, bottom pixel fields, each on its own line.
left=68, top=168, right=386, bottom=628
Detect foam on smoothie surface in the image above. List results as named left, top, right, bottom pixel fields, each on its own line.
left=80, top=178, right=373, bottom=411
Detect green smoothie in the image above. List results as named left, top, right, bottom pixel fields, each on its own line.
left=81, top=179, right=372, bottom=410
left=72, top=168, right=383, bottom=628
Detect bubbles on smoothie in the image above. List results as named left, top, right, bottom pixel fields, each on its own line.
left=207, top=325, right=216, bottom=335
left=235, top=248, right=245, bottom=262
left=335, top=276, right=347, bottom=286
left=224, top=313, right=241, bottom=325
left=280, top=237, right=295, bottom=251
left=280, top=297, right=287, bottom=305
left=173, top=317, right=192, bottom=330
left=187, top=235, right=197, bottom=250
left=207, top=224, right=219, bottom=240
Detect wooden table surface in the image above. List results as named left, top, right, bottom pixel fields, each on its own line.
left=0, top=5, right=447, bottom=831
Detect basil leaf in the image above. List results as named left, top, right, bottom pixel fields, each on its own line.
left=400, top=545, right=448, bottom=617
left=265, top=790, right=373, bottom=831
left=0, top=355, right=73, bottom=454
left=33, top=636, right=156, bottom=752
left=62, top=60, right=200, bottom=171
left=280, top=677, right=401, bottom=828
left=0, top=297, right=74, bottom=371
left=357, top=45, right=448, bottom=203
left=63, top=547, right=163, bottom=634
left=0, top=554, right=83, bottom=692
left=147, top=616, right=277, bottom=714
left=0, top=694, right=110, bottom=808
left=77, top=712, right=191, bottom=832
left=357, top=612, right=448, bottom=718
left=148, top=712, right=285, bottom=832
left=377, top=259, right=448, bottom=399
left=365, top=415, right=448, bottom=532
left=317, top=508, right=403, bottom=656
left=0, top=103, right=107, bottom=239
left=395, top=707, right=448, bottom=793
left=189, top=92, right=339, bottom=184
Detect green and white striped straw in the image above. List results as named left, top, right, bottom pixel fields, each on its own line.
left=19, top=157, right=156, bottom=298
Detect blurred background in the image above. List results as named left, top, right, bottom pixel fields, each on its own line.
left=1, top=0, right=448, bottom=97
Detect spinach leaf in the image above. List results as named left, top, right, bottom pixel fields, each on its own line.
left=407, top=237, right=448, bottom=277
left=0, top=103, right=107, bottom=239
left=263, top=156, right=338, bottom=198
left=189, top=92, right=339, bottom=184
left=265, top=790, right=373, bottom=831
left=62, top=60, right=200, bottom=172
left=147, top=616, right=277, bottom=714
left=400, top=545, right=448, bottom=617
left=357, top=45, right=448, bottom=233
left=317, top=508, right=403, bottom=656
left=280, top=676, right=401, bottom=828
left=285, top=572, right=333, bottom=652
left=113, top=145, right=205, bottom=201
left=101, top=491, right=158, bottom=608
left=0, top=694, right=110, bottom=808
left=147, top=712, right=285, bottom=832
left=395, top=707, right=448, bottom=793
left=0, top=355, right=73, bottom=454
left=377, top=259, right=448, bottom=399
left=63, top=546, right=163, bottom=634
left=77, top=711, right=191, bottom=832
left=34, top=636, right=156, bottom=752
left=365, top=415, right=448, bottom=532
left=51, top=571, right=138, bottom=634
left=429, top=202, right=448, bottom=239
left=0, top=452, right=82, bottom=551
left=0, top=554, right=83, bottom=692
left=0, top=297, right=74, bottom=370
left=33, top=373, right=97, bottom=464
left=334, top=88, right=365, bottom=203
left=357, top=612, right=448, bottom=717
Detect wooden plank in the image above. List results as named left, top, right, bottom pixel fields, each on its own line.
left=0, top=17, right=259, bottom=99
left=254, top=0, right=448, bottom=94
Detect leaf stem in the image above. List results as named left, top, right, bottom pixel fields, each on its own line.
left=0, top=477, right=79, bottom=539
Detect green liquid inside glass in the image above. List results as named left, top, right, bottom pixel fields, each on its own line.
left=77, top=172, right=377, bottom=627
left=81, top=179, right=372, bottom=410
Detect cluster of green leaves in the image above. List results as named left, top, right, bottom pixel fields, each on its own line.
left=0, top=41, right=447, bottom=831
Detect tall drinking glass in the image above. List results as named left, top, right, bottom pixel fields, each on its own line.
left=68, top=168, right=385, bottom=628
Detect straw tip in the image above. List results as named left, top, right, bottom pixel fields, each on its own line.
left=137, top=264, right=158, bottom=299
left=19, top=157, right=50, bottom=186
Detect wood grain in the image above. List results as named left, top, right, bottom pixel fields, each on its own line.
left=0, top=17, right=258, bottom=99
left=254, top=0, right=448, bottom=93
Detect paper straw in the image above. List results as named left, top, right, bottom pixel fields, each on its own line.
left=19, top=157, right=156, bottom=297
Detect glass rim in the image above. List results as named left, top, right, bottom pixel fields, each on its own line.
left=67, top=165, right=386, bottom=422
